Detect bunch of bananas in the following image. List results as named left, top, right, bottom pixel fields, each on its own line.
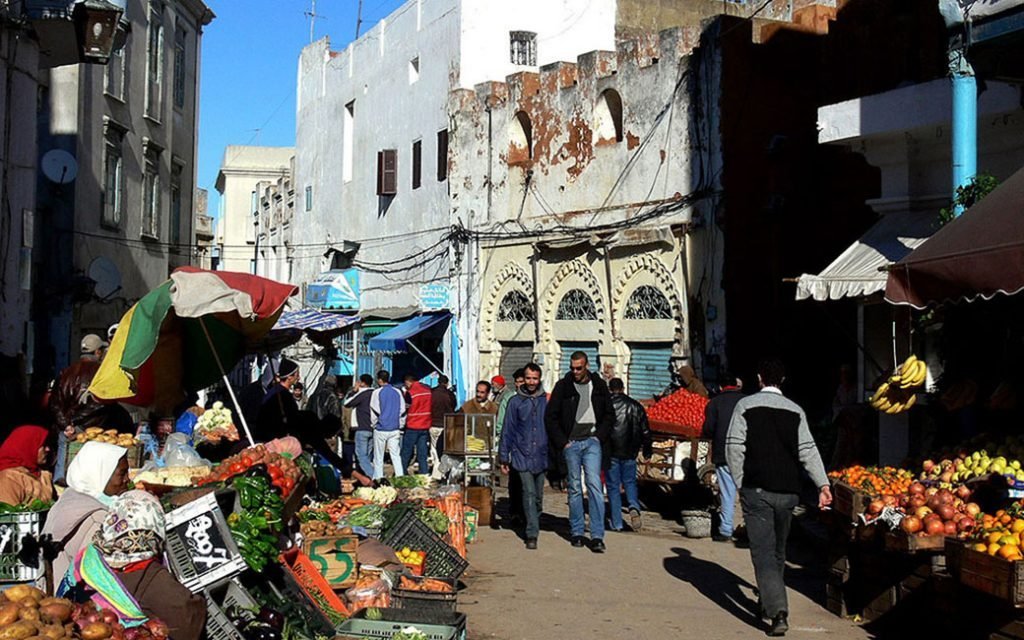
left=871, top=355, right=927, bottom=414
left=466, top=435, right=488, bottom=453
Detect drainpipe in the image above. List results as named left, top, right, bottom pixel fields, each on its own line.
left=950, top=47, right=976, bottom=216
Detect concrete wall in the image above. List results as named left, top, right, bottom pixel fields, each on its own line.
left=0, top=28, right=40, bottom=363
left=449, top=26, right=722, bottom=388
left=215, top=145, right=293, bottom=273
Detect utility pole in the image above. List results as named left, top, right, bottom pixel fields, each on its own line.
left=305, top=0, right=327, bottom=43
left=355, top=0, right=363, bottom=38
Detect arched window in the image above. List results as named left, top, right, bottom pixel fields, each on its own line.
left=594, top=89, right=623, bottom=144
left=498, top=290, right=535, bottom=322
left=508, top=111, right=533, bottom=164
left=556, top=289, right=598, bottom=321
left=624, top=285, right=672, bottom=320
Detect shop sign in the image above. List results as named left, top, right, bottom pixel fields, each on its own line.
left=419, top=283, right=450, bottom=311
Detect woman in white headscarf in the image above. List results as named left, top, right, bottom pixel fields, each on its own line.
left=42, top=441, right=130, bottom=585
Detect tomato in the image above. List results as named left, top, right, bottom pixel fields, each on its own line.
left=229, top=462, right=245, bottom=474
left=282, top=477, right=295, bottom=492
left=240, top=455, right=254, bottom=467
left=268, top=465, right=283, bottom=480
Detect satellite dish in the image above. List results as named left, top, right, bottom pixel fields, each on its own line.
left=41, top=149, right=78, bottom=185
left=87, top=256, right=122, bottom=299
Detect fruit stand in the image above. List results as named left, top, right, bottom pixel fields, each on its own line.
left=640, top=389, right=715, bottom=490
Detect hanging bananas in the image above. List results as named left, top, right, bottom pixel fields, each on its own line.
left=871, top=355, right=926, bottom=414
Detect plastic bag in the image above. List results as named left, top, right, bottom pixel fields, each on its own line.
left=344, top=576, right=391, bottom=612
left=161, top=433, right=209, bottom=468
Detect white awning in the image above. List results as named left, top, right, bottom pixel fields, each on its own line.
left=795, top=210, right=939, bottom=302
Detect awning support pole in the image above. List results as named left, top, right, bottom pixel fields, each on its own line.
left=950, top=47, right=976, bottom=216
left=406, top=338, right=444, bottom=377
left=199, top=316, right=256, bottom=446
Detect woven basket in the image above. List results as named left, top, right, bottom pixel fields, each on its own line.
left=680, top=510, right=712, bottom=538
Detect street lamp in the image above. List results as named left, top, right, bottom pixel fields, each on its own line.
left=25, top=0, right=127, bottom=67
left=74, top=0, right=125, bottom=64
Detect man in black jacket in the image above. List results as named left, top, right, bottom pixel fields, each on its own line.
left=607, top=378, right=652, bottom=532
left=701, top=372, right=745, bottom=542
left=545, top=351, right=614, bottom=552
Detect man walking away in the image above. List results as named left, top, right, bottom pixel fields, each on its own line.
left=725, top=358, right=832, bottom=637
left=370, top=370, right=405, bottom=479
left=607, top=378, right=652, bottom=532
left=546, top=351, right=614, bottom=552
left=429, top=375, right=456, bottom=477
left=497, top=369, right=526, bottom=528
left=402, top=374, right=433, bottom=474
left=499, top=363, right=548, bottom=549
left=344, top=374, right=375, bottom=478
left=702, top=372, right=745, bottom=542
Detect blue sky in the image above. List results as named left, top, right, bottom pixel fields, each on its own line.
left=198, top=0, right=404, bottom=219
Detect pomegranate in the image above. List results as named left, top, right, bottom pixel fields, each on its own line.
left=937, top=504, right=956, bottom=521
left=909, top=482, right=926, bottom=495
left=956, top=485, right=972, bottom=500
left=957, top=516, right=975, bottom=532
left=922, top=460, right=936, bottom=473
left=927, top=496, right=944, bottom=512
left=937, top=489, right=954, bottom=504
left=867, top=500, right=884, bottom=515
left=965, top=503, right=981, bottom=517
left=925, top=518, right=945, bottom=535
left=901, top=516, right=923, bottom=534
left=944, top=520, right=958, bottom=535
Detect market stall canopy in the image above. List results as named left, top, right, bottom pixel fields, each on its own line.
left=89, top=267, right=297, bottom=413
left=885, top=165, right=1024, bottom=308
left=257, top=308, right=362, bottom=352
left=367, top=312, right=451, bottom=352
left=795, top=211, right=938, bottom=301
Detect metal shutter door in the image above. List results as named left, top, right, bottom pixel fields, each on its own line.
left=627, top=343, right=673, bottom=401
left=499, top=342, right=534, bottom=381
left=558, top=342, right=599, bottom=378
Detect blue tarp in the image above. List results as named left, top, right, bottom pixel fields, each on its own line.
left=274, top=309, right=361, bottom=333
left=367, top=312, right=451, bottom=352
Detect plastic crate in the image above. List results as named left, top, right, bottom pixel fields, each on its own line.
left=0, top=511, right=45, bottom=582
left=164, top=493, right=247, bottom=592
left=392, top=576, right=457, bottom=614
left=278, top=549, right=349, bottom=628
left=381, top=511, right=468, bottom=580
left=337, top=608, right=466, bottom=640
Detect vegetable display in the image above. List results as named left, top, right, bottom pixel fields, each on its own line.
left=193, top=401, right=240, bottom=444
left=645, top=389, right=708, bottom=432
left=228, top=472, right=285, bottom=572
left=390, top=475, right=431, bottom=489
left=132, top=466, right=211, bottom=488
left=73, top=428, right=139, bottom=448
left=0, top=500, right=51, bottom=514
left=0, top=586, right=167, bottom=640
left=345, top=504, right=385, bottom=529
left=397, top=576, right=454, bottom=593
left=199, top=445, right=302, bottom=496
left=354, top=486, right=398, bottom=506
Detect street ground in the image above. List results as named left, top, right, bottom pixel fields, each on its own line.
left=459, top=487, right=871, bottom=640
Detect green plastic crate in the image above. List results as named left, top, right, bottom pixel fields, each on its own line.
left=337, top=608, right=466, bottom=640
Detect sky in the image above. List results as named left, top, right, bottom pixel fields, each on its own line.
left=197, top=0, right=404, bottom=220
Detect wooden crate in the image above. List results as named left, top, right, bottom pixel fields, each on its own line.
left=947, top=538, right=1024, bottom=607
left=832, top=480, right=868, bottom=524
left=301, top=534, right=358, bottom=589
left=885, top=531, right=948, bottom=554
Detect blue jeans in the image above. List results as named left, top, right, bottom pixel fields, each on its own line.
left=716, top=465, right=738, bottom=537
left=401, top=430, right=430, bottom=474
left=517, top=470, right=546, bottom=539
left=354, top=430, right=374, bottom=478
left=564, top=437, right=605, bottom=540
left=54, top=431, right=70, bottom=484
left=607, top=457, right=640, bottom=530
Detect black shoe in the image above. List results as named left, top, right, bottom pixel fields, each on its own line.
left=712, top=533, right=732, bottom=543
left=571, top=536, right=586, bottom=548
left=629, top=509, right=643, bottom=531
left=525, top=538, right=537, bottom=550
left=768, top=613, right=788, bottom=637
left=590, top=538, right=606, bottom=553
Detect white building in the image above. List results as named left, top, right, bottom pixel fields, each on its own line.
left=214, top=145, right=294, bottom=273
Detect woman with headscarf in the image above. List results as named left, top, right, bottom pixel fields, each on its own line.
left=0, top=425, right=55, bottom=506
left=64, top=491, right=206, bottom=640
left=42, top=441, right=130, bottom=586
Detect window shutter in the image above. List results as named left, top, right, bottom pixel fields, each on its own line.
left=437, top=130, right=448, bottom=181
left=412, top=140, right=422, bottom=189
left=377, top=149, right=397, bottom=195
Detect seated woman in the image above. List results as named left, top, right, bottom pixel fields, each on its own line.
left=65, top=491, right=206, bottom=640
left=42, top=442, right=129, bottom=586
left=0, top=425, right=55, bottom=506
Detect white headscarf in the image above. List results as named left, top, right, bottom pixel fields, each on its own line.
left=66, top=441, right=127, bottom=506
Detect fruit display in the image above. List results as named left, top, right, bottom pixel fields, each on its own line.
left=870, top=355, right=926, bottom=414
left=829, top=465, right=914, bottom=498
left=645, top=388, right=709, bottom=430
left=919, top=439, right=1024, bottom=486
left=964, top=506, right=1024, bottom=560
left=132, top=465, right=211, bottom=488
left=395, top=547, right=426, bottom=567
left=193, top=401, right=240, bottom=444
left=74, top=428, right=139, bottom=448
left=892, top=484, right=980, bottom=538
left=198, top=445, right=302, bottom=496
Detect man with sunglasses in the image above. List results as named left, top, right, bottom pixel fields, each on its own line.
left=546, top=351, right=614, bottom=552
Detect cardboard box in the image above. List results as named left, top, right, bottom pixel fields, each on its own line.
left=300, top=535, right=359, bottom=589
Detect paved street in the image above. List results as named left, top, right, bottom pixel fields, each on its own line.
left=460, top=489, right=871, bottom=640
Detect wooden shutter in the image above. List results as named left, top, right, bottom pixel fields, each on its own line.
left=412, top=140, right=422, bottom=189
left=377, top=149, right=397, bottom=195
left=437, top=129, right=448, bottom=181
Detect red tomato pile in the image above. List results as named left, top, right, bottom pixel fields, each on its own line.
left=197, top=444, right=302, bottom=495
left=646, top=389, right=709, bottom=429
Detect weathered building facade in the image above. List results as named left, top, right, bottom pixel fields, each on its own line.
left=33, top=0, right=213, bottom=378
left=254, top=156, right=297, bottom=286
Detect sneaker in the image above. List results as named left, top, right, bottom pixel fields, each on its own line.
left=589, top=539, right=606, bottom=553
left=525, top=538, right=537, bottom=550
left=768, top=613, right=788, bottom=637
left=571, top=536, right=586, bottom=548
left=629, top=509, right=643, bottom=531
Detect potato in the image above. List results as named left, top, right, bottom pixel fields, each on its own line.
left=85, top=427, right=103, bottom=435
left=39, top=624, right=64, bottom=640
left=0, top=621, right=40, bottom=640
left=37, top=604, right=70, bottom=625
left=103, top=430, right=118, bottom=437
left=0, top=602, right=21, bottom=626
left=18, top=608, right=39, bottom=622
left=2, top=587, right=41, bottom=604
left=79, top=623, right=112, bottom=640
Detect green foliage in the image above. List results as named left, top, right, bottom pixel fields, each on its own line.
left=939, top=173, right=999, bottom=226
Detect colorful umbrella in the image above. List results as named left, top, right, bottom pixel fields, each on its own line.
left=89, top=267, right=297, bottom=443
